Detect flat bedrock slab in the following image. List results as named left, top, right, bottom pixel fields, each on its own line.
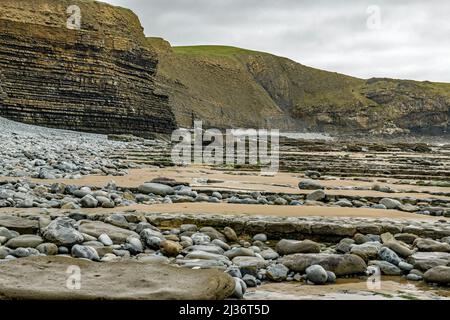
left=0, top=256, right=235, bottom=300
left=0, top=215, right=39, bottom=234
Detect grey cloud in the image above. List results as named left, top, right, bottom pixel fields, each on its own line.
left=103, top=0, right=450, bottom=82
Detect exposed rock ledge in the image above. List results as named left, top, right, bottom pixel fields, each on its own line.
left=0, top=256, right=235, bottom=300
left=0, top=0, right=176, bottom=137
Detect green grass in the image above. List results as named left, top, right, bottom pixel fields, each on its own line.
left=398, top=293, right=419, bottom=300
left=172, top=45, right=262, bottom=57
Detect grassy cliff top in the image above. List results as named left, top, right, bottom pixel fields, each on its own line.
left=172, top=45, right=263, bottom=57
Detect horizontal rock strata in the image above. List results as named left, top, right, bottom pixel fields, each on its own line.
left=0, top=0, right=176, bottom=137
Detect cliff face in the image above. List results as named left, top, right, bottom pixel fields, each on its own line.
left=0, top=0, right=447, bottom=137
left=0, top=0, right=176, bottom=137
left=151, top=43, right=449, bottom=136
left=147, top=40, right=290, bottom=130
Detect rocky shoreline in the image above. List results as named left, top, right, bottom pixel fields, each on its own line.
left=0, top=116, right=449, bottom=299
left=1, top=209, right=450, bottom=299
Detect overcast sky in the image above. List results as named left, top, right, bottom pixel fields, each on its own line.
left=103, top=0, right=450, bottom=82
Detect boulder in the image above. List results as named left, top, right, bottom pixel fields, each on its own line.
left=199, top=227, right=226, bottom=242
left=306, top=265, right=328, bottom=285
left=350, top=242, right=381, bottom=261
left=223, top=227, right=238, bottom=242
left=159, top=240, right=183, bottom=257
left=368, top=260, right=402, bottom=276
left=78, top=221, right=139, bottom=244
left=232, top=256, right=269, bottom=276
left=71, top=245, right=100, bottom=261
left=0, top=256, right=235, bottom=300
left=384, top=240, right=414, bottom=258
left=42, top=218, right=84, bottom=246
left=266, top=264, right=289, bottom=282
left=80, top=195, right=98, bottom=208
left=414, top=238, right=450, bottom=253
left=138, top=183, right=174, bottom=196
left=36, top=243, right=58, bottom=255
left=407, top=252, right=450, bottom=271
left=379, top=247, right=402, bottom=266
left=276, top=239, right=320, bottom=255
left=394, top=233, right=418, bottom=245
left=379, top=198, right=402, bottom=209
left=424, top=266, right=450, bottom=285
left=224, top=247, right=255, bottom=260
left=5, top=235, right=43, bottom=249
left=306, top=190, right=326, bottom=201
left=298, top=179, right=324, bottom=190
left=281, top=253, right=367, bottom=276
left=104, top=214, right=129, bottom=229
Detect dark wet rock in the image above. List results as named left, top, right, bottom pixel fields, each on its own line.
left=379, top=247, right=402, bottom=266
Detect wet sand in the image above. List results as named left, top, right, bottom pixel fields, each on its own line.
left=246, top=277, right=450, bottom=300
left=5, top=167, right=449, bottom=200
left=0, top=202, right=442, bottom=222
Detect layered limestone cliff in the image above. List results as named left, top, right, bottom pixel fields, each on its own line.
left=0, top=0, right=176, bottom=137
